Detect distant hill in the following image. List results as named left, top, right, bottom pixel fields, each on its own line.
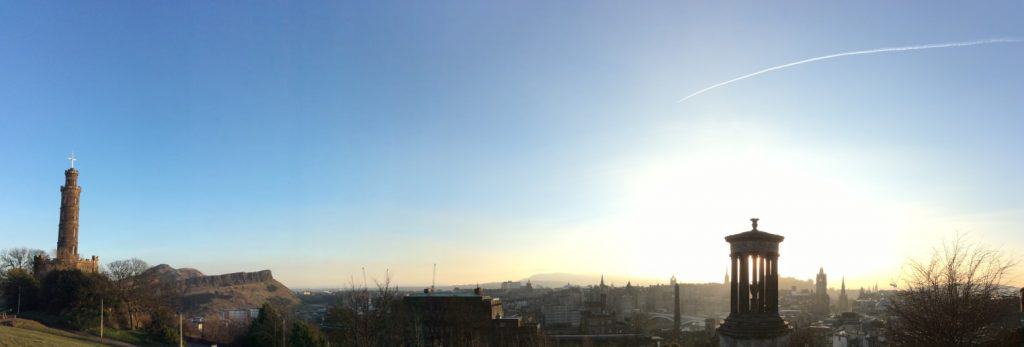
left=140, top=264, right=204, bottom=283
left=518, top=273, right=724, bottom=288
left=395, top=273, right=815, bottom=292
left=448, top=273, right=710, bottom=290
left=140, top=264, right=300, bottom=318
left=442, top=273, right=617, bottom=290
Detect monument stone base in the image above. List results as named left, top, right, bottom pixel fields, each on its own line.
left=719, top=333, right=790, bottom=347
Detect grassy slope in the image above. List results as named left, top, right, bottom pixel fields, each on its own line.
left=0, top=325, right=105, bottom=347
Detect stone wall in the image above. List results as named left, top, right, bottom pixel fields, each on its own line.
left=32, top=254, right=99, bottom=279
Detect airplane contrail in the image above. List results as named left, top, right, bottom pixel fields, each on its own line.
left=677, top=37, right=1024, bottom=103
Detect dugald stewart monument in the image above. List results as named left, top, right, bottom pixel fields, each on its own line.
left=718, top=218, right=791, bottom=347
left=33, top=154, right=100, bottom=277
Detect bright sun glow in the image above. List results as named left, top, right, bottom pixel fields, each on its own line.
left=541, top=120, right=940, bottom=288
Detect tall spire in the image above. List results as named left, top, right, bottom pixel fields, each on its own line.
left=838, top=276, right=850, bottom=313
left=672, top=275, right=681, bottom=342
left=600, top=274, right=605, bottom=288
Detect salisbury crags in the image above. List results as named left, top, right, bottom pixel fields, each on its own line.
left=141, top=264, right=299, bottom=317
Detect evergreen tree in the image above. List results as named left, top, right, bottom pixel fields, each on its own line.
left=246, top=303, right=285, bottom=347
left=289, top=320, right=326, bottom=347
left=0, top=268, right=40, bottom=312
left=39, top=269, right=116, bottom=330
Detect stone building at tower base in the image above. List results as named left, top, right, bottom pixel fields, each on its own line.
left=33, top=254, right=100, bottom=278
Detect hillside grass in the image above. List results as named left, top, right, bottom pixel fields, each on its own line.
left=1, top=317, right=141, bottom=347
left=0, top=325, right=105, bottom=347
left=97, top=327, right=156, bottom=345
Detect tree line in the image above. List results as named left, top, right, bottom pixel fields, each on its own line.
left=0, top=248, right=180, bottom=344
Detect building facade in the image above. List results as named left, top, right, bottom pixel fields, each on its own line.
left=403, top=287, right=540, bottom=346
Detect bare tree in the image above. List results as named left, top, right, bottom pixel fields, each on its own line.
left=106, top=258, right=150, bottom=281
left=105, top=258, right=150, bottom=329
left=0, top=247, right=46, bottom=273
left=885, top=233, right=1020, bottom=345
left=325, top=270, right=406, bottom=346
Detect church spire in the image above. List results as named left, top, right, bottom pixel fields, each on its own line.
left=838, top=276, right=850, bottom=313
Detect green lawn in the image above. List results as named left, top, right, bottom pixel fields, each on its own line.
left=0, top=325, right=106, bottom=347
left=100, top=327, right=155, bottom=345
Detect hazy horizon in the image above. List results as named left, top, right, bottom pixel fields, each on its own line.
left=2, top=1, right=1022, bottom=289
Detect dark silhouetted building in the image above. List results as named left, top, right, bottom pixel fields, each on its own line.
left=813, top=267, right=830, bottom=316
left=580, top=275, right=615, bottom=334
left=718, top=218, right=790, bottom=346
left=403, top=287, right=539, bottom=346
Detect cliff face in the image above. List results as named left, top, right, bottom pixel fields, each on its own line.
left=143, top=265, right=299, bottom=317
left=183, top=270, right=273, bottom=287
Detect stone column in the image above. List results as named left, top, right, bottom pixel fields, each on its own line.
left=759, top=255, right=766, bottom=312
left=739, top=253, right=749, bottom=313
left=749, top=254, right=756, bottom=313
left=753, top=254, right=760, bottom=313
left=765, top=253, right=770, bottom=313
left=730, top=254, right=738, bottom=314
left=753, top=254, right=761, bottom=312
left=769, top=254, right=778, bottom=312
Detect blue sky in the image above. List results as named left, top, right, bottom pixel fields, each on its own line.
left=1, top=1, right=1021, bottom=288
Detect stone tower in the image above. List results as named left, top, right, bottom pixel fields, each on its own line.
left=813, top=267, right=830, bottom=316
left=815, top=267, right=827, bottom=296
left=56, top=167, right=81, bottom=264
left=34, top=157, right=99, bottom=277
left=718, top=218, right=790, bottom=347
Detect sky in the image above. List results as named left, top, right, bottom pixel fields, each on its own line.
left=1, top=1, right=1022, bottom=289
